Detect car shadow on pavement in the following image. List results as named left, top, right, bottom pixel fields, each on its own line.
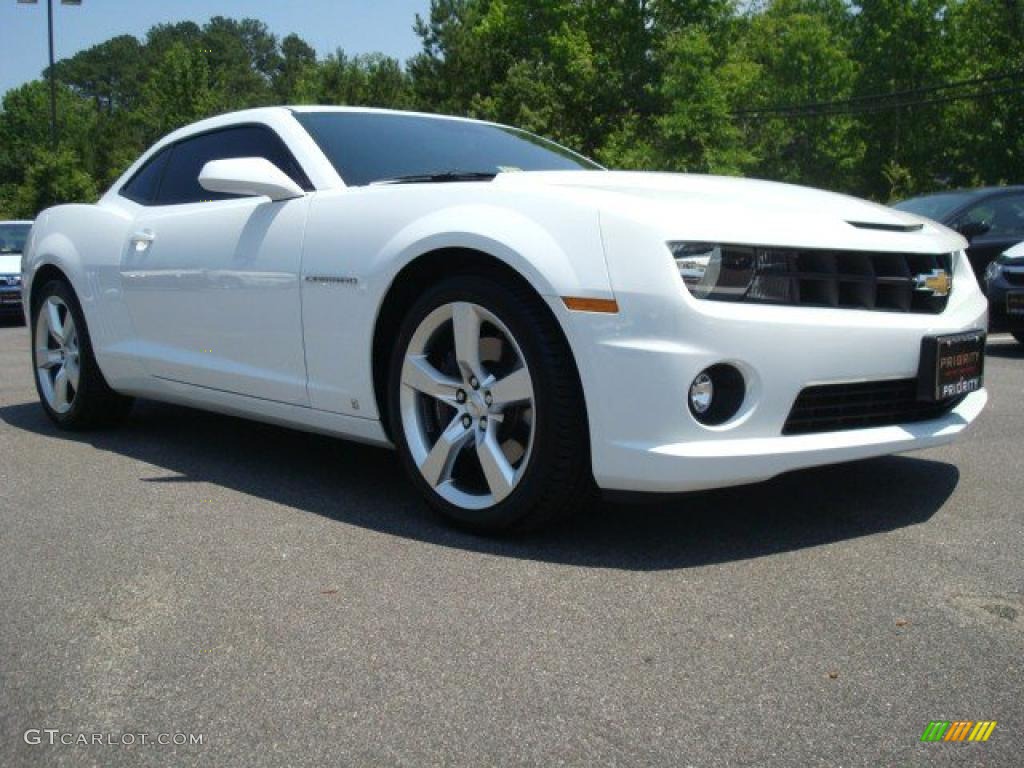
left=0, top=399, right=959, bottom=571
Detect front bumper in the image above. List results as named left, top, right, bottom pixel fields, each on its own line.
left=554, top=252, right=989, bottom=494
left=597, top=390, right=985, bottom=492
left=986, top=273, right=1024, bottom=332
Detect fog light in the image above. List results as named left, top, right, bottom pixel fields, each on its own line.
left=689, top=365, right=745, bottom=426
left=689, top=373, right=714, bottom=414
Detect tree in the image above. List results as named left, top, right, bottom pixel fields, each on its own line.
left=2, top=5, right=1023, bottom=212
left=140, top=42, right=215, bottom=138
left=201, top=17, right=279, bottom=109
left=740, top=0, right=862, bottom=191
left=295, top=52, right=410, bottom=108
left=654, top=26, right=758, bottom=174
left=0, top=82, right=97, bottom=190
left=11, top=147, right=98, bottom=218
left=944, top=0, right=1024, bottom=187
left=274, top=34, right=318, bottom=101
left=851, top=0, right=956, bottom=198
left=53, top=35, right=146, bottom=114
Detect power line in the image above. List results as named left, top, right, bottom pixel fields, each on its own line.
left=734, top=70, right=1024, bottom=119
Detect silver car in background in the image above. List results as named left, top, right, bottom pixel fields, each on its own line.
left=0, top=220, right=32, bottom=320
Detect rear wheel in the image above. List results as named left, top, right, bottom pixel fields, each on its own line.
left=388, top=275, right=591, bottom=533
left=32, top=279, right=133, bottom=430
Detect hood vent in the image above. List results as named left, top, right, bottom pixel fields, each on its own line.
left=847, top=220, right=924, bottom=233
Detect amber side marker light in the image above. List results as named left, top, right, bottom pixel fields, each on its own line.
left=562, top=297, right=619, bottom=313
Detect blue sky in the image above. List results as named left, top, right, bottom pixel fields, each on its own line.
left=0, top=0, right=432, bottom=96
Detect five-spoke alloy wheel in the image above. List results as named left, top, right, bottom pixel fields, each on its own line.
left=400, top=301, right=536, bottom=510
left=35, top=295, right=81, bottom=415
left=31, top=279, right=133, bottom=429
left=389, top=275, right=591, bottom=532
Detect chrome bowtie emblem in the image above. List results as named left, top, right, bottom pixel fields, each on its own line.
left=914, top=269, right=952, bottom=297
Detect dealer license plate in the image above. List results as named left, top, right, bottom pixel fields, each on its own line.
left=918, top=331, right=985, bottom=402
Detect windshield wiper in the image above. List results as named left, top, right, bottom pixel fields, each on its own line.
left=370, top=171, right=498, bottom=186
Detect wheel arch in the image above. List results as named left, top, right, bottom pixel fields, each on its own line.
left=29, top=262, right=74, bottom=313
left=371, top=247, right=588, bottom=442
left=23, top=206, right=114, bottom=318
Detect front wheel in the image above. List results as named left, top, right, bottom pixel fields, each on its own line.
left=388, top=275, right=592, bottom=533
left=31, top=279, right=133, bottom=430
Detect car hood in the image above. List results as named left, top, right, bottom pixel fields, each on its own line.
left=0, top=253, right=21, bottom=275
left=494, top=171, right=966, bottom=254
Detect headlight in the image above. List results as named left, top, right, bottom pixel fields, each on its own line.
left=669, top=242, right=799, bottom=303
left=984, top=260, right=1003, bottom=284
left=669, top=242, right=755, bottom=300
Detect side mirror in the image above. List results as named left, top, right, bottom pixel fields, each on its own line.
left=957, top=220, right=991, bottom=241
left=199, top=157, right=305, bottom=202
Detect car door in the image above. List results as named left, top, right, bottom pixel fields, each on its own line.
left=120, top=124, right=313, bottom=405
left=955, top=192, right=1024, bottom=279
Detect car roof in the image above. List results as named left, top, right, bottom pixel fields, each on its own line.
left=163, top=106, right=498, bottom=141
left=144, top=106, right=511, bottom=162
left=287, top=105, right=484, bottom=123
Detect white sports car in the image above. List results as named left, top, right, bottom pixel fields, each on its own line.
left=21, top=107, right=988, bottom=531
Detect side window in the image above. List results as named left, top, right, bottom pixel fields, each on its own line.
left=961, top=195, right=1024, bottom=237
left=155, top=125, right=312, bottom=206
left=119, top=147, right=171, bottom=205
left=983, top=194, right=1024, bottom=236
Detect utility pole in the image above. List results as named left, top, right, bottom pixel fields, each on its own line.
left=47, top=0, right=57, bottom=149
left=16, top=0, right=82, bottom=150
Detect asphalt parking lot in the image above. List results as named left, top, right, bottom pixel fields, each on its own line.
left=0, top=317, right=1021, bottom=767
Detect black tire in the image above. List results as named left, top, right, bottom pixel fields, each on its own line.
left=31, top=279, right=133, bottom=430
left=388, top=274, right=592, bottom=533
left=1014, top=331, right=1024, bottom=347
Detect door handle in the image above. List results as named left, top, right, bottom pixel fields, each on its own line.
left=131, top=230, right=156, bottom=252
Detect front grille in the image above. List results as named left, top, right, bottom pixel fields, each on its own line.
left=751, top=249, right=952, bottom=314
left=1004, top=267, right=1024, bottom=287
left=783, top=378, right=962, bottom=435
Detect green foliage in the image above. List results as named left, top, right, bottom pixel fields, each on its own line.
left=294, top=51, right=411, bottom=108
left=739, top=0, right=863, bottom=189
left=141, top=42, right=216, bottom=137
left=655, top=27, right=758, bottom=175
left=275, top=34, right=318, bottom=101
left=850, top=0, right=956, bottom=198
left=944, top=0, right=1024, bottom=187
left=10, top=147, right=99, bottom=218
left=0, top=2, right=1021, bottom=218
left=0, top=81, right=98, bottom=189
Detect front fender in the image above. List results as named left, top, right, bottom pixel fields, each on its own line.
left=372, top=202, right=613, bottom=301
left=22, top=203, right=143, bottom=387
left=23, top=208, right=94, bottom=309
left=300, top=187, right=613, bottom=419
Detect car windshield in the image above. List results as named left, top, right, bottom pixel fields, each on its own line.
left=0, top=223, right=30, bottom=254
left=295, top=111, right=601, bottom=187
left=892, top=192, right=978, bottom=221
